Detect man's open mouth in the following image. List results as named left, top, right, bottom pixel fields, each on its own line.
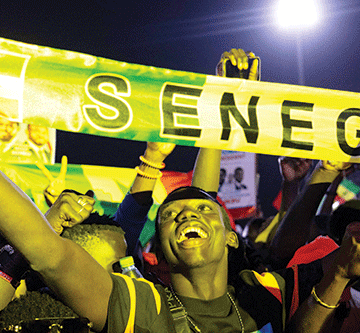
left=177, top=226, right=208, bottom=243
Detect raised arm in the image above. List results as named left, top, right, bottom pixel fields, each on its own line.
left=287, top=226, right=360, bottom=333
left=270, top=161, right=352, bottom=266
left=0, top=171, right=112, bottom=331
left=113, top=141, right=175, bottom=256
left=192, top=48, right=259, bottom=192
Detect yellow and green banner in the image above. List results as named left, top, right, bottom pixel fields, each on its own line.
left=1, top=37, right=360, bottom=162
left=0, top=162, right=168, bottom=246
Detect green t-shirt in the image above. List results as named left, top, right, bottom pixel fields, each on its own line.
left=106, top=261, right=322, bottom=332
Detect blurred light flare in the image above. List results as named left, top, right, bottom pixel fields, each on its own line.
left=276, top=0, right=319, bottom=29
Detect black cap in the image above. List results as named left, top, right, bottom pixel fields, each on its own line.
left=160, top=186, right=221, bottom=207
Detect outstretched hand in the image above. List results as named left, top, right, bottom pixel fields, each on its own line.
left=279, top=157, right=312, bottom=183
left=44, top=190, right=95, bottom=234
left=335, top=223, right=360, bottom=280
left=322, top=160, right=353, bottom=173
left=144, top=142, right=176, bottom=164
left=218, top=48, right=259, bottom=80
left=36, top=155, right=68, bottom=206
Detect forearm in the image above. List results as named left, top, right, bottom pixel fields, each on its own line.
left=270, top=182, right=331, bottom=262
left=192, top=148, right=222, bottom=192
left=287, top=270, right=349, bottom=333
left=0, top=279, right=15, bottom=311
left=279, top=180, right=300, bottom=212
left=0, top=172, right=60, bottom=267
left=114, top=192, right=151, bottom=255
left=0, top=171, right=112, bottom=330
left=130, top=146, right=166, bottom=194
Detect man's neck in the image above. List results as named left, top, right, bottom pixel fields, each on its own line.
left=170, top=263, right=228, bottom=300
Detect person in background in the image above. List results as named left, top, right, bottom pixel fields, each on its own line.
left=25, top=124, right=52, bottom=164
left=232, top=167, right=247, bottom=191
left=0, top=111, right=19, bottom=159
left=269, top=160, right=352, bottom=268
left=0, top=189, right=95, bottom=310
left=0, top=190, right=126, bottom=332
left=36, top=141, right=176, bottom=262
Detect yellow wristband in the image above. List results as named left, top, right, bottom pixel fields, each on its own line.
left=311, top=285, right=339, bottom=309
left=135, top=166, right=162, bottom=179
left=139, top=155, right=165, bottom=169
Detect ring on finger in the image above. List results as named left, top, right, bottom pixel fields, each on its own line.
left=77, top=197, right=87, bottom=206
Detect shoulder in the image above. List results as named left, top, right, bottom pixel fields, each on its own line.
left=107, top=274, right=173, bottom=332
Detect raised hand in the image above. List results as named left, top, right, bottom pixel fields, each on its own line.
left=322, top=160, right=352, bottom=172
left=36, top=155, right=68, bottom=205
left=279, top=157, right=312, bottom=183
left=144, top=142, right=176, bottom=164
left=335, top=223, right=360, bottom=280
left=44, top=190, right=95, bottom=234
left=217, top=48, right=259, bottom=80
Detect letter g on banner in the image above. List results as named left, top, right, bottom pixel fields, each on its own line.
left=337, top=108, right=360, bottom=156
left=82, top=73, right=133, bottom=132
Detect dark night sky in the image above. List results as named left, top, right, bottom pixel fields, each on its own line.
left=1, top=0, right=360, bottom=216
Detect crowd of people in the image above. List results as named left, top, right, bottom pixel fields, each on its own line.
left=0, top=49, right=359, bottom=333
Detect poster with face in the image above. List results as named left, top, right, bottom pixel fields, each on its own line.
left=217, top=151, right=256, bottom=210
left=0, top=113, right=55, bottom=164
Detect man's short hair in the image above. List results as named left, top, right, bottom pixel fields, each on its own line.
left=61, top=212, right=125, bottom=250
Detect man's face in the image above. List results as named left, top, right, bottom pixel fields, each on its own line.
left=234, top=169, right=244, bottom=182
left=158, top=198, right=234, bottom=270
left=87, top=230, right=127, bottom=274
left=28, top=125, right=49, bottom=146
left=0, top=117, right=18, bottom=142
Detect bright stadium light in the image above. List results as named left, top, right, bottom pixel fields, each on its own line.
left=275, top=0, right=320, bottom=85
left=276, top=0, right=319, bottom=29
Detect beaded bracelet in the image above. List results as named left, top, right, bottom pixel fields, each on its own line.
left=311, top=285, right=339, bottom=309
left=139, top=155, right=165, bottom=170
left=135, top=166, right=162, bottom=179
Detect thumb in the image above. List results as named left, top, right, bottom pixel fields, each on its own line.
left=85, top=190, right=95, bottom=198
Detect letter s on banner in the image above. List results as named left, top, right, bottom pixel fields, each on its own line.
left=82, top=73, right=133, bottom=132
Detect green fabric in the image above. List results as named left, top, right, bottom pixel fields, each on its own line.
left=107, top=271, right=292, bottom=332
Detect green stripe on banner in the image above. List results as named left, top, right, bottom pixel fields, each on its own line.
left=2, top=37, right=360, bottom=161
left=0, top=162, right=167, bottom=218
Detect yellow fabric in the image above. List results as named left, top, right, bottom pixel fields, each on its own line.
left=138, top=278, right=162, bottom=315
left=111, top=273, right=162, bottom=330
left=253, top=271, right=280, bottom=290
left=121, top=274, right=136, bottom=333
left=255, top=211, right=284, bottom=244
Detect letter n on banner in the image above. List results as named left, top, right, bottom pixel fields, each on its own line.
left=220, top=93, right=259, bottom=143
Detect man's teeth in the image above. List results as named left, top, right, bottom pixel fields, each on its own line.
left=177, top=227, right=208, bottom=243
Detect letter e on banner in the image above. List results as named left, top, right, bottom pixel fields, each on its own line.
left=281, top=100, right=314, bottom=151
left=83, top=74, right=133, bottom=132
left=161, top=83, right=202, bottom=138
